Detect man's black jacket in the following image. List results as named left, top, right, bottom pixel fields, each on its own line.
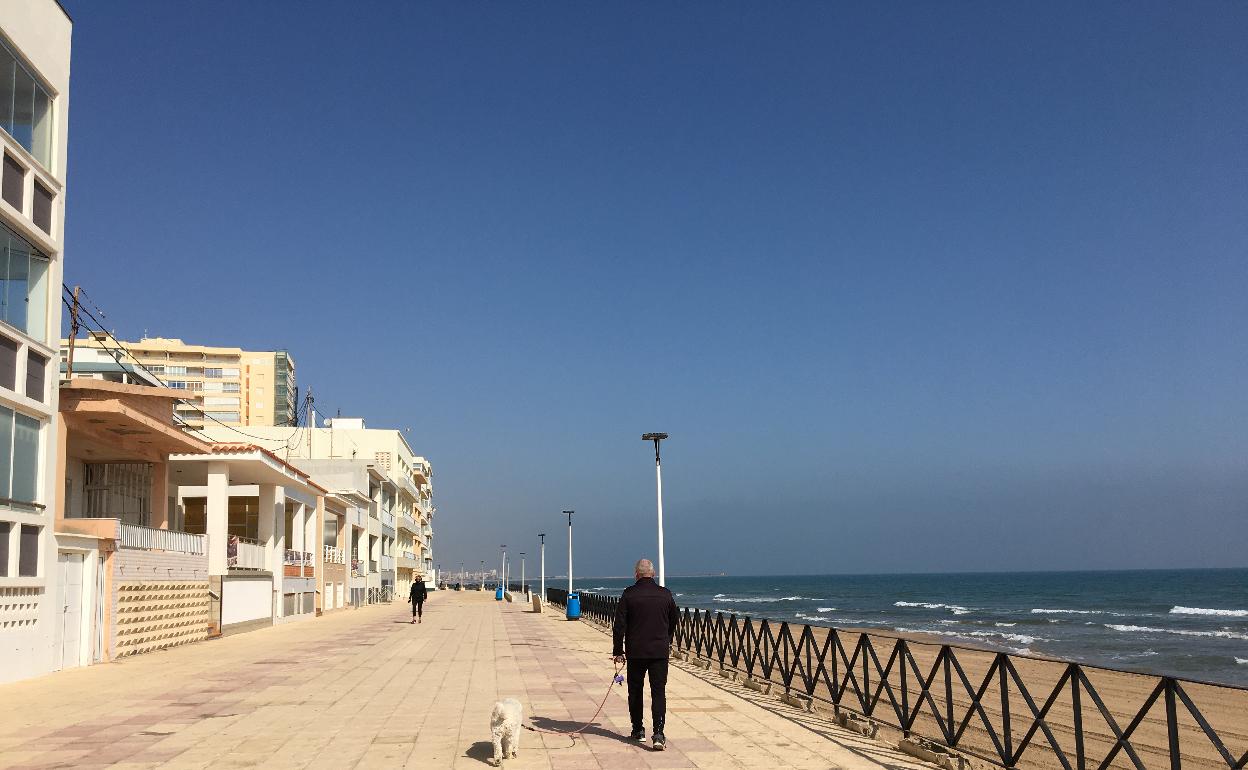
left=612, top=577, right=679, bottom=659
left=410, top=581, right=428, bottom=603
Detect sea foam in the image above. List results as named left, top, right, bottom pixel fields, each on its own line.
left=1169, top=606, right=1248, bottom=618
left=1104, top=624, right=1248, bottom=641
left=894, top=601, right=972, bottom=614
left=1031, top=608, right=1101, bottom=615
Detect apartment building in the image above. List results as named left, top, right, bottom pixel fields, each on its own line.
left=0, top=0, right=72, bottom=685
left=61, top=335, right=297, bottom=428
left=198, top=420, right=436, bottom=592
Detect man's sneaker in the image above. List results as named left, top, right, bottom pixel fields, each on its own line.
left=652, top=733, right=666, bottom=751
left=629, top=726, right=646, bottom=741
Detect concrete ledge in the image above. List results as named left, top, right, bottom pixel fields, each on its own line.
left=780, top=691, right=815, bottom=712
left=898, top=738, right=965, bottom=770
left=718, top=667, right=738, bottom=681
left=531, top=595, right=543, bottom=613
left=836, top=712, right=878, bottom=738
left=743, top=676, right=772, bottom=695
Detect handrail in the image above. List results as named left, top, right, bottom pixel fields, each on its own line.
left=116, top=522, right=205, bottom=555
left=548, top=589, right=1248, bottom=770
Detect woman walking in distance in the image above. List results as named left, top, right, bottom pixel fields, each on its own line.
left=409, top=577, right=428, bottom=624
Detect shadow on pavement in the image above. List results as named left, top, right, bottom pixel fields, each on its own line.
left=528, top=716, right=644, bottom=749
left=464, top=741, right=496, bottom=764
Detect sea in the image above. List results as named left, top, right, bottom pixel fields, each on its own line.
left=574, top=569, right=1248, bottom=687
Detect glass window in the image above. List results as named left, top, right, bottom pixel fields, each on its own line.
left=2, top=153, right=21, bottom=210
left=18, top=523, right=37, bottom=576
left=222, top=382, right=240, bottom=393
left=204, top=368, right=222, bottom=378
left=31, top=181, right=51, bottom=233
left=0, top=520, right=9, bottom=576
left=222, top=368, right=240, bottom=377
left=31, top=85, right=51, bottom=167
left=0, top=48, right=13, bottom=139
left=11, top=64, right=34, bottom=150
left=166, top=365, right=187, bottom=375
left=0, top=225, right=49, bottom=342
left=0, top=335, right=15, bottom=391
left=25, top=350, right=45, bottom=401
left=11, top=412, right=37, bottom=502
left=0, top=406, right=10, bottom=500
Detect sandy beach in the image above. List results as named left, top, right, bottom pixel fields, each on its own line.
left=692, top=622, right=1248, bottom=770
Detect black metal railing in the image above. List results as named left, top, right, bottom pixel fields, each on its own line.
left=546, top=589, right=1248, bottom=770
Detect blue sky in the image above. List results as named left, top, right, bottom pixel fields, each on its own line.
left=61, top=2, right=1248, bottom=576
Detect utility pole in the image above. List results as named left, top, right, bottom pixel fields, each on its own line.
left=307, top=387, right=315, bottom=457
left=539, top=533, right=546, bottom=600
left=519, top=553, right=525, bottom=596
left=65, top=286, right=81, bottom=379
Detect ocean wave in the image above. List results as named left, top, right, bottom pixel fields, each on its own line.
left=1236, top=657, right=1248, bottom=665
left=964, top=630, right=1042, bottom=645
left=894, top=601, right=972, bottom=614
left=589, top=586, right=609, bottom=591
left=995, top=622, right=1017, bottom=627
left=817, top=607, right=835, bottom=613
left=713, top=594, right=822, bottom=603
left=1104, top=624, right=1248, bottom=641
left=1169, top=606, right=1248, bottom=618
left=1031, top=608, right=1101, bottom=615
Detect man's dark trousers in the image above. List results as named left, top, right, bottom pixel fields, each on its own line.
left=627, top=658, right=669, bottom=732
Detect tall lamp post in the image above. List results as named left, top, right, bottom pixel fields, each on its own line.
left=500, top=545, right=507, bottom=597
left=642, top=433, right=669, bottom=586
left=519, top=552, right=526, bottom=596
left=539, top=533, right=546, bottom=600
left=563, top=510, right=574, bottom=593
left=479, top=560, right=485, bottom=591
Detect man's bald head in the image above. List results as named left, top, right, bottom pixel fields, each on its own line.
left=634, top=559, right=655, bottom=578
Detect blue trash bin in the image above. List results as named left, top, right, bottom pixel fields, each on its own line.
left=495, top=586, right=504, bottom=601
left=566, top=593, right=581, bottom=620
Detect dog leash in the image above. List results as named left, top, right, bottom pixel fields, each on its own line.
left=523, top=661, right=625, bottom=738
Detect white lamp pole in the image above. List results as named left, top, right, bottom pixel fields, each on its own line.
left=500, top=545, right=506, bottom=590
left=520, top=553, right=525, bottom=595
left=643, top=433, right=669, bottom=586
left=563, top=510, right=574, bottom=593
left=539, top=533, right=546, bottom=599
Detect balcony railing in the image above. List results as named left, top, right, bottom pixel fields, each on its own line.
left=380, top=555, right=394, bottom=571
left=116, top=522, right=206, bottom=555
left=382, top=510, right=396, bottom=529
left=227, top=535, right=266, bottom=570
left=284, top=549, right=313, bottom=567
left=399, top=513, right=417, bottom=532
left=369, top=560, right=378, bottom=573
left=323, top=544, right=345, bottom=565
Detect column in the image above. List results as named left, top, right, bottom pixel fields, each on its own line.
left=258, top=484, right=284, bottom=617
left=150, top=461, right=170, bottom=529
left=206, top=462, right=229, bottom=575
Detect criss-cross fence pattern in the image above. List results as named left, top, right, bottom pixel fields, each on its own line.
left=545, top=589, right=1248, bottom=770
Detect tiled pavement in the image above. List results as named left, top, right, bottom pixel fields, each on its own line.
left=0, top=591, right=929, bottom=769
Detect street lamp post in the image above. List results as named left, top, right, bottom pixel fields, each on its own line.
left=479, top=560, right=485, bottom=591
left=539, top=533, right=546, bottom=600
left=520, top=553, right=525, bottom=596
left=563, top=510, right=574, bottom=594
left=500, top=545, right=507, bottom=593
left=642, top=433, right=669, bottom=586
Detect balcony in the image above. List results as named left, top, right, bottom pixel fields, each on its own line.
left=381, top=509, right=396, bottom=529
left=227, top=535, right=266, bottom=570
left=399, top=512, right=418, bottom=533
left=118, top=522, right=206, bottom=555
left=284, top=549, right=313, bottom=577
left=380, top=554, right=395, bottom=571
left=323, top=545, right=345, bottom=565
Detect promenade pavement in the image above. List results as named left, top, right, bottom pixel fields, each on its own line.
left=0, top=591, right=929, bottom=770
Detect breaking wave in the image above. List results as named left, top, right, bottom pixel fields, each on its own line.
left=894, top=601, right=972, bottom=615
left=1169, top=606, right=1248, bottom=618
left=713, top=594, right=823, bottom=603
left=1104, top=624, right=1248, bottom=641
left=1031, top=608, right=1101, bottom=615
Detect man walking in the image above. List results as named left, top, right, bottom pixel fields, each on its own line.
left=409, top=576, right=428, bottom=624
left=613, top=558, right=679, bottom=750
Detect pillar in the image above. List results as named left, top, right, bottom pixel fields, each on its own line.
left=206, top=462, right=229, bottom=575
left=150, top=461, right=170, bottom=530
left=258, top=484, right=284, bottom=616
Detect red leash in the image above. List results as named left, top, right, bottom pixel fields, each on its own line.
left=523, top=662, right=625, bottom=737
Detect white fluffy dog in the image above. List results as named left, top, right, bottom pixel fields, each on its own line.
left=490, top=698, right=523, bottom=765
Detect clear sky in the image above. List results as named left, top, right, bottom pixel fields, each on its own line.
left=60, top=2, right=1247, bottom=577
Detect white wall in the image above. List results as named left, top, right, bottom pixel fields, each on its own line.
left=222, top=577, right=271, bottom=626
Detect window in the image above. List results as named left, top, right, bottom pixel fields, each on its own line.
left=166, top=380, right=187, bottom=390
left=222, top=383, right=240, bottom=393
left=165, top=365, right=187, bottom=375
left=203, top=411, right=240, bottom=422
left=222, top=368, right=240, bottom=378
left=0, top=520, right=8, bottom=576
left=203, top=396, right=239, bottom=407
left=18, top=524, right=38, bottom=576
left=0, top=223, right=49, bottom=342
left=146, top=364, right=164, bottom=374
left=25, top=350, right=44, bottom=401
left=187, top=381, right=202, bottom=391
left=2, top=154, right=21, bottom=210
left=0, top=41, right=54, bottom=169
left=31, top=181, right=51, bottom=233
left=0, top=335, right=15, bottom=390
left=202, top=381, right=222, bottom=393
left=11, top=412, right=37, bottom=502
left=204, top=368, right=222, bottom=378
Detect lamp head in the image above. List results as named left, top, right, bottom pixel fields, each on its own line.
left=641, top=432, right=668, bottom=442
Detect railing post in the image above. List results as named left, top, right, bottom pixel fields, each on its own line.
left=1000, top=656, right=1013, bottom=766
left=1071, top=665, right=1085, bottom=770
left=1164, top=678, right=1181, bottom=770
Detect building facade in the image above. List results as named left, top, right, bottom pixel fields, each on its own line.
left=198, top=421, right=435, bottom=592
left=0, top=0, right=72, bottom=686
left=60, top=335, right=298, bottom=428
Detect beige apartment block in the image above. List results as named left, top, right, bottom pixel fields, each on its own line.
left=60, top=335, right=297, bottom=428
left=198, top=420, right=436, bottom=592
left=0, top=0, right=72, bottom=686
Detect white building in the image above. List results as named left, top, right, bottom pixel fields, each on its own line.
left=0, top=0, right=72, bottom=685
